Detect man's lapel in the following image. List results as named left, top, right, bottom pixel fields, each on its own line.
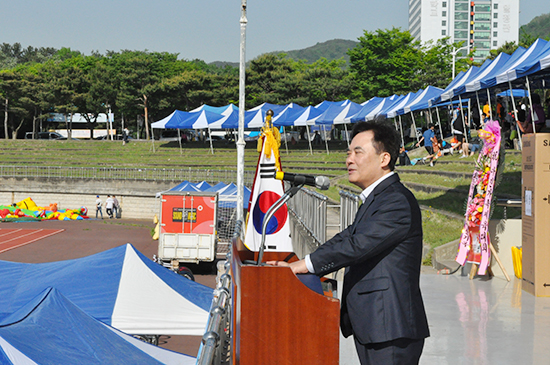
left=351, top=174, right=400, bottom=230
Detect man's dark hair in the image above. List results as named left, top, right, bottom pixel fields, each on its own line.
left=351, top=120, right=400, bottom=171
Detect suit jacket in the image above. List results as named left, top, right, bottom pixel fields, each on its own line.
left=310, top=173, right=429, bottom=344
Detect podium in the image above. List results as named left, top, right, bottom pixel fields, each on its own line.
left=231, top=236, right=340, bottom=365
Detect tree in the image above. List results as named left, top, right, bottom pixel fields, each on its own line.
left=302, top=58, right=354, bottom=105
left=107, top=51, right=191, bottom=140
left=348, top=28, right=422, bottom=99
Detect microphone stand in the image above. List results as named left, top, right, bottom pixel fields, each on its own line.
left=255, top=183, right=303, bottom=265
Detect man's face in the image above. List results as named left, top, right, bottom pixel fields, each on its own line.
left=346, top=130, right=386, bottom=190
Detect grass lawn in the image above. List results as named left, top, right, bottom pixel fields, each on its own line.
left=0, top=138, right=522, bottom=255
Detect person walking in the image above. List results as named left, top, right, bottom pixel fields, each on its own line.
left=113, top=195, right=120, bottom=219
left=105, top=195, right=114, bottom=219
left=268, top=121, right=429, bottom=365
left=95, top=195, right=103, bottom=219
left=122, top=127, right=130, bottom=145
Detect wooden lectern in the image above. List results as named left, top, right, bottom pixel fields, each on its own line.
left=231, top=236, right=340, bottom=365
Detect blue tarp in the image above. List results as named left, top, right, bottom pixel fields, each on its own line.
left=0, top=244, right=212, bottom=336
left=0, top=288, right=195, bottom=364
left=166, top=180, right=251, bottom=209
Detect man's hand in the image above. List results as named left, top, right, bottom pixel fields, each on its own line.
left=266, top=259, right=309, bottom=275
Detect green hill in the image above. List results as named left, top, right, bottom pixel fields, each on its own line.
left=209, top=39, right=358, bottom=68
left=274, top=39, right=358, bottom=64
left=520, top=12, right=550, bottom=40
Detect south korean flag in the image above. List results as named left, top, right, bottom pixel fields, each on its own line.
left=244, top=137, right=292, bottom=252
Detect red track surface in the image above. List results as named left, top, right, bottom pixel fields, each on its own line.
left=0, top=228, right=64, bottom=254
left=0, top=219, right=216, bottom=356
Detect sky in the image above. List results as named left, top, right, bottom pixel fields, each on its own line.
left=2, top=0, right=548, bottom=63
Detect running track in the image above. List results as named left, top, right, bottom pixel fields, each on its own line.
left=0, top=228, right=64, bottom=254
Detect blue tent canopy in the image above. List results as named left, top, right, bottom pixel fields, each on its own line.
left=450, top=53, right=511, bottom=98
left=315, top=101, right=363, bottom=125
left=509, top=42, right=550, bottom=82
left=495, top=39, right=550, bottom=85
left=0, top=288, right=195, bottom=365
left=403, top=86, right=444, bottom=114
left=165, top=110, right=225, bottom=129
left=497, top=89, right=529, bottom=97
left=478, top=39, right=549, bottom=90
left=439, top=66, right=481, bottom=102
left=349, top=97, right=388, bottom=123
left=0, top=244, right=212, bottom=336
left=381, top=92, right=420, bottom=119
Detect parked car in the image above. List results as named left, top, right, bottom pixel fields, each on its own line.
left=94, top=134, right=133, bottom=141
left=25, top=132, right=65, bottom=140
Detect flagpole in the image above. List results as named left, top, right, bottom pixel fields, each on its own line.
left=236, top=0, right=247, bottom=224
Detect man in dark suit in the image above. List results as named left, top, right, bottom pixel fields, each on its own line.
left=268, top=121, right=429, bottom=364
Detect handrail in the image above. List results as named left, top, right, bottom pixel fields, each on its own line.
left=196, top=222, right=242, bottom=365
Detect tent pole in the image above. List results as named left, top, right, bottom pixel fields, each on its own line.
left=208, top=126, right=214, bottom=154
left=177, top=128, right=183, bottom=155
left=283, top=126, right=289, bottom=155
left=475, top=91, right=482, bottom=126
left=236, top=0, right=248, bottom=224
left=526, top=75, right=536, bottom=133
left=343, top=123, right=350, bottom=148
left=305, top=124, right=313, bottom=155
left=435, top=107, right=443, bottom=140
left=486, top=89, right=492, bottom=120
left=323, top=125, right=329, bottom=155
left=411, top=112, right=419, bottom=144
left=508, top=80, right=522, bottom=150
left=397, top=116, right=404, bottom=147
left=467, top=98, right=471, bottom=132
left=459, top=96, right=468, bottom=144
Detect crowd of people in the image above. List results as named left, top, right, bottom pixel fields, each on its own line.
left=404, top=92, right=550, bottom=166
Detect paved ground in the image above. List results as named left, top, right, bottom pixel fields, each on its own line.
left=0, top=218, right=215, bottom=357
left=5, top=217, right=548, bottom=364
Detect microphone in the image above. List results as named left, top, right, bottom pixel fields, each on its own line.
left=274, top=171, right=330, bottom=190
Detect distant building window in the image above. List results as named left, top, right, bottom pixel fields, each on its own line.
left=442, top=30, right=447, bottom=36
left=455, top=21, right=468, bottom=30
left=494, top=22, right=498, bottom=28
left=475, top=50, right=491, bottom=58
left=456, top=12, right=469, bottom=20
left=474, top=23, right=491, bottom=31
left=494, top=3, right=499, bottom=10
left=474, top=32, right=491, bottom=39
left=455, top=2, right=469, bottom=11
left=494, top=13, right=498, bottom=19
left=455, top=30, right=469, bottom=39
left=494, top=31, right=498, bottom=37
left=443, top=10, right=447, bottom=16
left=475, top=4, right=491, bottom=12
left=442, top=20, right=447, bottom=26
left=474, top=13, right=491, bottom=21
left=442, top=1, right=447, bottom=7
left=493, top=41, right=498, bottom=47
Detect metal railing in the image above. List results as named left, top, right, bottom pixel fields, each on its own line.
left=286, top=186, right=328, bottom=245
left=196, top=254, right=233, bottom=365
left=339, top=190, right=360, bottom=231
left=0, top=165, right=254, bottom=185
left=196, top=221, right=242, bottom=365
